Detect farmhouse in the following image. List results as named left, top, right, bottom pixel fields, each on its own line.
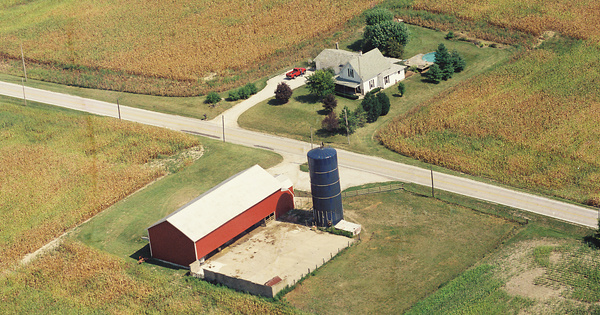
left=147, top=165, right=294, bottom=267
left=314, top=48, right=406, bottom=95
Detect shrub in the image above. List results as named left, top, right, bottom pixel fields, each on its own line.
left=365, top=7, right=394, bottom=26
left=322, top=94, right=337, bottom=112
left=362, top=92, right=382, bottom=123
left=245, top=82, right=258, bottom=95
left=205, top=91, right=221, bottom=104
left=228, top=90, right=240, bottom=101
left=445, top=31, right=455, bottom=40
left=274, top=82, right=292, bottom=104
left=451, top=49, right=466, bottom=72
left=434, top=43, right=454, bottom=80
left=339, top=106, right=366, bottom=134
left=238, top=86, right=251, bottom=99
left=398, top=82, right=406, bottom=97
left=335, top=91, right=359, bottom=100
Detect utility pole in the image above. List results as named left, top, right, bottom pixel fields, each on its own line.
left=20, top=43, right=27, bottom=82
left=430, top=168, right=435, bottom=198
left=21, top=78, right=27, bottom=106
left=222, top=115, right=225, bottom=142
left=117, top=98, right=121, bottom=120
left=344, top=107, right=350, bottom=145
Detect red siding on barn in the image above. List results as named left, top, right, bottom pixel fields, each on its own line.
left=194, top=189, right=294, bottom=261
left=148, top=221, right=195, bottom=267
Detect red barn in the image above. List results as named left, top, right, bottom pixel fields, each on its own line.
left=147, top=165, right=294, bottom=267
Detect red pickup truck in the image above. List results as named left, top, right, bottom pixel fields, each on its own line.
left=286, top=67, right=306, bottom=79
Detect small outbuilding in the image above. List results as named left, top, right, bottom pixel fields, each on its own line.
left=147, top=165, right=294, bottom=267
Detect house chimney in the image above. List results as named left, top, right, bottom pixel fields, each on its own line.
left=335, top=42, right=339, bottom=50
left=359, top=50, right=362, bottom=56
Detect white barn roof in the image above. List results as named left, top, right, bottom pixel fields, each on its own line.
left=149, top=165, right=292, bottom=242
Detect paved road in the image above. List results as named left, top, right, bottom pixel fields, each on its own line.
left=1, top=80, right=597, bottom=228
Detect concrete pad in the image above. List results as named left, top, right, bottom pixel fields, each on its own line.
left=202, top=221, right=354, bottom=296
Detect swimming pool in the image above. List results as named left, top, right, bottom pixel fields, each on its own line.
left=422, top=52, right=436, bottom=63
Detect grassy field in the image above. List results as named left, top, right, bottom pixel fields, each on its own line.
left=0, top=96, right=199, bottom=270
left=1, top=0, right=377, bottom=96
left=406, top=238, right=600, bottom=314
left=285, top=184, right=519, bottom=314
left=378, top=36, right=600, bottom=206
left=0, top=136, right=290, bottom=313
left=239, top=24, right=513, bottom=154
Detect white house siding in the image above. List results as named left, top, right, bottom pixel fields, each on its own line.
left=338, top=64, right=361, bottom=83
left=379, top=65, right=406, bottom=90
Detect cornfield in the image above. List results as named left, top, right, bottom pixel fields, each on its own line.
left=378, top=38, right=600, bottom=206
left=0, top=102, right=199, bottom=270
left=0, top=241, right=299, bottom=313
left=1, top=0, right=379, bottom=95
left=411, top=0, right=600, bottom=41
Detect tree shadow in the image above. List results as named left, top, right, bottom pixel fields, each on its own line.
left=347, top=39, right=364, bottom=52
left=295, top=94, right=320, bottom=104
left=316, top=108, right=329, bottom=115
left=268, top=99, right=287, bottom=106
left=392, top=93, right=403, bottom=98
left=583, top=234, right=600, bottom=249
left=315, top=128, right=339, bottom=138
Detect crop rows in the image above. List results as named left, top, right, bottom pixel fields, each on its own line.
left=411, top=0, right=600, bottom=41
left=0, top=103, right=199, bottom=270
left=1, top=0, right=377, bottom=89
left=378, top=39, right=600, bottom=206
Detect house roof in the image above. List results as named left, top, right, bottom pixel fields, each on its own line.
left=314, top=49, right=359, bottom=74
left=348, top=48, right=392, bottom=81
left=148, top=165, right=292, bottom=242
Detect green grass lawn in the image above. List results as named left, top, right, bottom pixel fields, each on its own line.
left=239, top=24, right=513, bottom=159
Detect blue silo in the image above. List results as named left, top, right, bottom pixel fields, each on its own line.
left=307, top=146, right=344, bottom=226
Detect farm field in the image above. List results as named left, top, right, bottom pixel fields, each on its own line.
left=239, top=24, right=512, bottom=161
left=378, top=36, right=600, bottom=206
left=409, top=0, right=600, bottom=41
left=0, top=0, right=377, bottom=96
left=0, top=136, right=290, bottom=313
left=0, top=96, right=199, bottom=270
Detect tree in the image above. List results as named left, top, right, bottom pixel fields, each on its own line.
left=386, top=39, right=405, bottom=59
left=322, top=111, right=339, bottom=132
left=338, top=106, right=366, bottom=134
left=362, top=91, right=381, bottom=123
left=365, top=7, right=393, bottom=26
left=274, top=82, right=293, bottom=104
left=434, top=43, right=454, bottom=80
left=397, top=82, right=405, bottom=97
left=322, top=94, right=337, bottom=112
left=425, top=64, right=443, bottom=84
left=364, top=20, right=409, bottom=55
left=205, top=91, right=221, bottom=104
left=451, top=49, right=466, bottom=73
left=377, top=92, right=391, bottom=116
left=307, top=69, right=335, bottom=98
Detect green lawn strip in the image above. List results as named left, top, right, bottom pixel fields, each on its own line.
left=284, top=187, right=518, bottom=314
left=73, top=138, right=282, bottom=258
left=0, top=73, right=256, bottom=120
